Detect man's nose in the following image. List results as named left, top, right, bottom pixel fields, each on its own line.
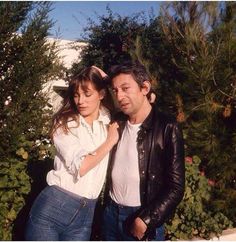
left=116, top=90, right=124, bottom=101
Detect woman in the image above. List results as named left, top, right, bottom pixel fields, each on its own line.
left=25, top=66, right=119, bottom=240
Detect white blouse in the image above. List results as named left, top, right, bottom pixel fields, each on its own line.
left=46, top=107, right=111, bottom=199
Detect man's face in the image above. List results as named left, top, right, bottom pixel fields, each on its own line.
left=112, top=73, right=147, bottom=117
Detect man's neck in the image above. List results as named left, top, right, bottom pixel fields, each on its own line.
left=129, top=100, right=152, bottom=124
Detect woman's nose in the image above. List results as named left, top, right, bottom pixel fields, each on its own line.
left=78, top=95, right=85, bottom=104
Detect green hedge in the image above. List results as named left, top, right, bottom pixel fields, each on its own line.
left=165, top=155, right=233, bottom=240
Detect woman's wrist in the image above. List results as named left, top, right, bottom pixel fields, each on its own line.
left=105, top=138, right=116, bottom=148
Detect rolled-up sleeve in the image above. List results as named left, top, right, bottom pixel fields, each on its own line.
left=53, top=128, right=89, bottom=179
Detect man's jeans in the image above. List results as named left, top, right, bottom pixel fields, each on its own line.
left=25, top=185, right=97, bottom=241
left=102, top=198, right=165, bottom=241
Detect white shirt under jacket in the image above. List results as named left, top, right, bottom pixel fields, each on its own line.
left=47, top=107, right=110, bottom=199
left=110, top=120, right=141, bottom=206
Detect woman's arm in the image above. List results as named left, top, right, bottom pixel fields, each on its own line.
left=79, top=122, right=119, bottom=176
left=53, top=122, right=119, bottom=178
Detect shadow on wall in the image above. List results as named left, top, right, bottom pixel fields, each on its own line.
left=12, top=157, right=54, bottom=240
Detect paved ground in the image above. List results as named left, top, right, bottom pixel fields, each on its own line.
left=191, top=228, right=236, bottom=241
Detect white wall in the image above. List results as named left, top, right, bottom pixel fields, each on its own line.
left=43, top=38, right=86, bottom=112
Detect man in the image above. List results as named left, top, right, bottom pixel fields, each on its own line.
left=102, top=60, right=185, bottom=241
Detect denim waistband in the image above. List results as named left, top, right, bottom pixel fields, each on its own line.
left=109, top=197, right=140, bottom=210
left=42, top=185, right=97, bottom=207
left=53, top=185, right=96, bottom=201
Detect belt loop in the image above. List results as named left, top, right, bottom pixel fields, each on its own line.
left=82, top=199, right=87, bottom=207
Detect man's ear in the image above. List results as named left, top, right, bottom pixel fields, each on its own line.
left=99, top=89, right=106, bottom=100
left=142, top=81, right=151, bottom=96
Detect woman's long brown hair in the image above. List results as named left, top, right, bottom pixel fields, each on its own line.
left=50, top=66, right=115, bottom=138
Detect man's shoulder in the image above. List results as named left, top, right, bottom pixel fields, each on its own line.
left=154, top=106, right=177, bottom=125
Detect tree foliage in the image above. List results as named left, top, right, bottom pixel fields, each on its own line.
left=0, top=2, right=61, bottom=239
left=71, top=6, right=147, bottom=75
left=159, top=1, right=236, bottom=225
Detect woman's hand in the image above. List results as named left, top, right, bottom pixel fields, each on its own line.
left=149, top=92, right=156, bottom=103
left=107, top=122, right=119, bottom=146
left=92, top=66, right=108, bottom=78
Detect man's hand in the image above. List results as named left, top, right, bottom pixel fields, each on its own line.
left=130, top=217, right=147, bottom=240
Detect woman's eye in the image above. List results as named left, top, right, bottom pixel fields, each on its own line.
left=85, top=93, right=92, bottom=97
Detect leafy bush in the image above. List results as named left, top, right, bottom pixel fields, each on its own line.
left=165, top=155, right=233, bottom=240
left=0, top=2, right=61, bottom=240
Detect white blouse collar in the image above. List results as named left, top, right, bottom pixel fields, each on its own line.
left=79, top=106, right=111, bottom=126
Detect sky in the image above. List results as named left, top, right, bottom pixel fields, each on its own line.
left=48, top=1, right=161, bottom=41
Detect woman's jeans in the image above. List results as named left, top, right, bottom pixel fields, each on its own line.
left=102, top=198, right=165, bottom=241
left=25, top=185, right=97, bottom=241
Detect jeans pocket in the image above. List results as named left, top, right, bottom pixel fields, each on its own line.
left=28, top=213, right=51, bottom=229
left=30, top=192, right=80, bottom=228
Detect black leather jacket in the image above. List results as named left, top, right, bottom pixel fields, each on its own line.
left=108, top=105, right=185, bottom=238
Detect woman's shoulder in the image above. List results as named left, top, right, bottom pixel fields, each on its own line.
left=67, top=117, right=80, bottom=128
left=53, top=117, right=79, bottom=136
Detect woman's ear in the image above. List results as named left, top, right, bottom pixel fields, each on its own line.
left=99, top=89, right=106, bottom=100
left=142, top=81, right=151, bottom=96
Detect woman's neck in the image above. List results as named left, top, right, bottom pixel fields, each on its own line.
left=84, top=111, right=100, bottom=126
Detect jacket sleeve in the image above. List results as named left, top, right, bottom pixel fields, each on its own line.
left=138, top=122, right=185, bottom=229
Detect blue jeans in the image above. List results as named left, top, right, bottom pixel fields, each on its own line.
left=102, top=198, right=165, bottom=241
left=25, top=185, right=97, bottom=241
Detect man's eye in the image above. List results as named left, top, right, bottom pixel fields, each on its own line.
left=122, top=87, right=129, bottom=91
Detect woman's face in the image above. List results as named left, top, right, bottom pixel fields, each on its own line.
left=73, top=81, right=104, bottom=122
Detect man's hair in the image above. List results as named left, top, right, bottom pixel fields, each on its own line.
left=108, top=60, right=152, bottom=88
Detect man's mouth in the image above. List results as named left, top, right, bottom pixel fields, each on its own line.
left=120, top=103, right=129, bottom=109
